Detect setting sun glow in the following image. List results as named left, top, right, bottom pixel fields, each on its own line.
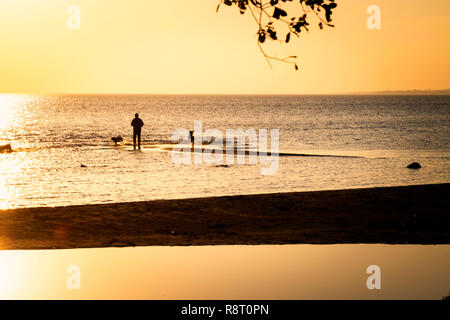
left=0, top=0, right=449, bottom=94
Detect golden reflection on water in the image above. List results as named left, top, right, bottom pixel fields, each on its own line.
left=0, top=94, right=36, bottom=209
left=0, top=244, right=449, bottom=300
left=0, top=251, right=26, bottom=299
left=0, top=95, right=21, bottom=209
left=0, top=151, right=27, bottom=210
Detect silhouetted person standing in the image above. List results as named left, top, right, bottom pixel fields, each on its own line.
left=131, top=113, right=144, bottom=150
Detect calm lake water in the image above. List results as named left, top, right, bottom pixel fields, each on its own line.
left=0, top=94, right=449, bottom=208
left=1, top=244, right=449, bottom=300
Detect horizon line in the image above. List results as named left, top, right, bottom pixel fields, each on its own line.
left=1, top=89, right=449, bottom=96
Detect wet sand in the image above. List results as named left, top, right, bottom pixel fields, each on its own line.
left=0, top=183, right=448, bottom=250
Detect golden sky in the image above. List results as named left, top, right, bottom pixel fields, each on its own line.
left=0, top=0, right=449, bottom=94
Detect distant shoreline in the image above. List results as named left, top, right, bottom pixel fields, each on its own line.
left=0, top=183, right=449, bottom=250
left=344, top=89, right=450, bottom=96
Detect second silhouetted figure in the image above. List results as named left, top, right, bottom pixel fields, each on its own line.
left=131, top=113, right=144, bottom=150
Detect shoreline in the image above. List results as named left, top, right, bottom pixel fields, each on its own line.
left=0, top=183, right=449, bottom=250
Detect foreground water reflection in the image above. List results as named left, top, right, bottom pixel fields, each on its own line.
left=0, top=244, right=449, bottom=300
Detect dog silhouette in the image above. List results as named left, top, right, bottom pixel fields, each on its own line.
left=111, top=136, right=124, bottom=146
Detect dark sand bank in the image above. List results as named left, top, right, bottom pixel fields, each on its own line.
left=0, top=184, right=449, bottom=250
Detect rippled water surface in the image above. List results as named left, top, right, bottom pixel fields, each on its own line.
left=0, top=94, right=449, bottom=208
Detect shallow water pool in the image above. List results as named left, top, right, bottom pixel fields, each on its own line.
left=1, top=244, right=449, bottom=299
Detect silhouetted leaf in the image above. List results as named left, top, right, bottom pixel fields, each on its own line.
left=285, top=32, right=291, bottom=43
left=273, top=7, right=287, bottom=19
left=258, top=31, right=266, bottom=43
left=267, top=28, right=277, bottom=40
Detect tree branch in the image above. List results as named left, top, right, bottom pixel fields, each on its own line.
left=217, top=0, right=338, bottom=70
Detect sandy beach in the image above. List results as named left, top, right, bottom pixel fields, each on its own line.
left=0, top=183, right=448, bottom=250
